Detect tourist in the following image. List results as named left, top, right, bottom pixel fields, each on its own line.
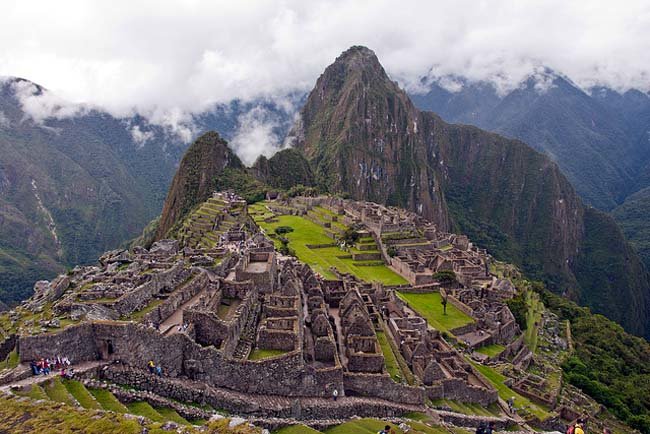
left=574, top=419, right=585, bottom=434
left=379, top=425, right=394, bottom=434
left=332, top=388, right=338, bottom=401
left=29, top=360, right=39, bottom=375
left=485, top=421, right=495, bottom=434
left=148, top=360, right=155, bottom=374
left=603, top=428, right=611, bottom=434
left=155, top=365, right=162, bottom=377
left=507, top=396, right=515, bottom=413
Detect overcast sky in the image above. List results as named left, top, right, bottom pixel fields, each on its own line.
left=1, top=0, right=649, bottom=152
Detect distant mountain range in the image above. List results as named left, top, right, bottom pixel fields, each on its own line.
left=0, top=77, right=294, bottom=306
left=408, top=71, right=650, bottom=273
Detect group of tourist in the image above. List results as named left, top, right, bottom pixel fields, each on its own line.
left=29, top=356, right=71, bottom=376
left=147, top=360, right=163, bottom=376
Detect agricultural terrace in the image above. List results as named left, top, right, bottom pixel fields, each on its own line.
left=249, top=203, right=407, bottom=285
left=396, top=292, right=474, bottom=333
left=274, top=417, right=470, bottom=434
left=469, top=361, right=551, bottom=421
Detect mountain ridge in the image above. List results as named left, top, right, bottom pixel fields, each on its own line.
left=286, top=46, right=650, bottom=337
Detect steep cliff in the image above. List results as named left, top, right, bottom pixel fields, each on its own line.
left=290, top=46, right=650, bottom=337
left=155, top=131, right=245, bottom=239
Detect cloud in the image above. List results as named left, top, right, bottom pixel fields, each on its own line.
left=0, top=110, right=8, bottom=128
left=9, top=79, right=90, bottom=123
left=229, top=105, right=289, bottom=166
left=129, top=124, right=154, bottom=147
left=0, top=0, right=648, bottom=149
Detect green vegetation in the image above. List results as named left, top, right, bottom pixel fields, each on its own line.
left=255, top=213, right=406, bottom=285
left=430, top=399, right=501, bottom=417
left=43, top=377, right=75, bottom=405
left=248, top=348, right=287, bottom=360
left=16, top=384, right=48, bottom=400
left=88, top=388, right=129, bottom=413
left=505, top=291, right=527, bottom=331
left=376, top=331, right=401, bottom=381
left=324, top=418, right=448, bottom=434
left=431, top=270, right=457, bottom=284
left=475, top=344, right=505, bottom=358
left=396, top=292, right=474, bottom=332
left=155, top=406, right=189, bottom=425
left=275, top=424, right=322, bottom=434
left=0, top=393, right=258, bottom=433
left=537, top=287, right=650, bottom=433
left=126, top=401, right=165, bottom=422
left=523, top=290, right=543, bottom=352
left=469, top=361, right=551, bottom=421
left=63, top=379, right=101, bottom=409
left=216, top=167, right=269, bottom=204
left=0, top=348, right=19, bottom=369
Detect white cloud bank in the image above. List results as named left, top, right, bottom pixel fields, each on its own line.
left=0, top=0, right=648, bottom=142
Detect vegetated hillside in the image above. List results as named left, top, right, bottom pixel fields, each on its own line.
left=0, top=78, right=179, bottom=305
left=612, top=186, right=650, bottom=267
left=288, top=46, right=650, bottom=338
left=410, top=73, right=650, bottom=211
left=251, top=148, right=315, bottom=190
left=155, top=131, right=246, bottom=239
left=537, top=283, right=650, bottom=433
left=0, top=77, right=298, bottom=307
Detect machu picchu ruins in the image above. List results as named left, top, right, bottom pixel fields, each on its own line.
left=1, top=190, right=620, bottom=433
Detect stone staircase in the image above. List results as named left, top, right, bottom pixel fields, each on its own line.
left=232, top=305, right=261, bottom=360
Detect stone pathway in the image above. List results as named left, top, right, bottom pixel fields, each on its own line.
left=0, top=360, right=106, bottom=391
left=161, top=288, right=207, bottom=336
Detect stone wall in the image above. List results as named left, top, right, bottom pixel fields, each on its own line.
left=113, top=262, right=190, bottom=315
left=343, top=372, right=425, bottom=405
left=0, top=334, right=16, bottom=362
left=144, top=271, right=208, bottom=325
left=101, top=364, right=419, bottom=420
left=427, top=378, right=498, bottom=406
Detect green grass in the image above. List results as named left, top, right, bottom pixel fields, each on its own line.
left=63, top=379, right=100, bottom=409
left=126, top=401, right=165, bottom=422
left=0, top=348, right=19, bottom=369
left=155, top=406, right=190, bottom=425
left=469, top=361, right=551, bottom=421
left=255, top=213, right=407, bottom=285
left=249, top=348, right=287, bottom=360
left=324, top=418, right=448, bottom=434
left=524, top=291, right=543, bottom=352
left=43, top=377, right=75, bottom=405
left=475, top=344, right=505, bottom=358
left=126, top=299, right=163, bottom=321
left=431, top=399, right=501, bottom=417
left=376, top=331, right=402, bottom=381
left=397, top=292, right=474, bottom=332
left=88, top=388, right=129, bottom=413
left=275, top=424, right=322, bottom=434
left=16, top=384, right=48, bottom=400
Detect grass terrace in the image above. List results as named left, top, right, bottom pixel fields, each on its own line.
left=475, top=344, right=505, bottom=358
left=469, top=361, right=551, bottom=421
left=248, top=348, right=287, bottom=360
left=396, top=292, right=474, bottom=333
left=255, top=212, right=407, bottom=285
left=376, top=331, right=402, bottom=381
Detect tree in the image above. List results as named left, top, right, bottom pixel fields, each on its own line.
left=441, top=295, right=448, bottom=315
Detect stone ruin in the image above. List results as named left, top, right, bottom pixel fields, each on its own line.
left=1, top=192, right=541, bottom=425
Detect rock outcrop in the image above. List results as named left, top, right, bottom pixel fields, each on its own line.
left=155, top=132, right=244, bottom=239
